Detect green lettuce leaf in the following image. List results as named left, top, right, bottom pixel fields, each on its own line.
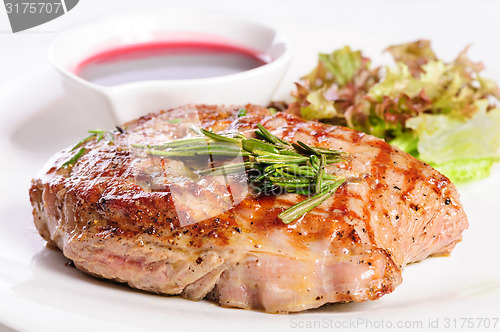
left=431, top=158, right=496, bottom=183
left=301, top=46, right=366, bottom=89
left=300, top=87, right=338, bottom=120
left=406, top=100, right=500, bottom=164
left=388, top=131, right=419, bottom=157
left=293, top=46, right=380, bottom=124
left=317, top=46, right=363, bottom=87
left=405, top=99, right=500, bottom=181
left=385, top=39, right=437, bottom=76
left=368, top=62, right=423, bottom=101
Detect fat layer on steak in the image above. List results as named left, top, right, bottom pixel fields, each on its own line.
left=29, top=104, right=468, bottom=313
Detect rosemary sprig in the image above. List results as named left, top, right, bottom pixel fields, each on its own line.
left=148, top=148, right=251, bottom=158
left=198, top=162, right=254, bottom=176
left=242, top=138, right=281, bottom=154
left=278, top=178, right=345, bottom=224
left=64, top=129, right=114, bottom=168
left=88, top=129, right=109, bottom=142
left=62, top=148, right=86, bottom=168
left=200, top=128, right=243, bottom=143
left=140, top=124, right=349, bottom=223
left=71, top=129, right=112, bottom=151
left=255, top=124, right=290, bottom=146
left=238, top=108, right=247, bottom=117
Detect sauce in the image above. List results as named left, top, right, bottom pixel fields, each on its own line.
left=74, top=41, right=271, bottom=86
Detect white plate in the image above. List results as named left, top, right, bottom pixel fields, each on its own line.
left=2, top=32, right=500, bottom=332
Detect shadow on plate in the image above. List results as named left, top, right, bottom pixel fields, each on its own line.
left=11, top=243, right=500, bottom=331
left=9, top=246, right=405, bottom=331
left=9, top=96, right=115, bottom=157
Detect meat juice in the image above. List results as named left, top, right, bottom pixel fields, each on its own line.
left=74, top=41, right=271, bottom=86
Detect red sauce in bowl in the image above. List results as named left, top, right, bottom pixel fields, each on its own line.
left=74, top=41, right=271, bottom=86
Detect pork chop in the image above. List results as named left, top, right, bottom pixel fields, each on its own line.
left=29, top=104, right=468, bottom=313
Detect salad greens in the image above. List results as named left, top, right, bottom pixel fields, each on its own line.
left=289, top=40, right=500, bottom=182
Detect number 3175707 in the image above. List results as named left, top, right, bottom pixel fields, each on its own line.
left=5, top=2, right=63, bottom=14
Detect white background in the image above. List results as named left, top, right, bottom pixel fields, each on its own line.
left=2, top=0, right=500, bottom=91
left=1, top=1, right=500, bottom=332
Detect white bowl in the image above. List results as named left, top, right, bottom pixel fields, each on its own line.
left=49, top=11, right=292, bottom=124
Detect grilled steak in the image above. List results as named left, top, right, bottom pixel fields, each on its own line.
left=29, top=104, right=468, bottom=313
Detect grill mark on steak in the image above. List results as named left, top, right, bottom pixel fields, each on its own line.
left=29, top=104, right=468, bottom=313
